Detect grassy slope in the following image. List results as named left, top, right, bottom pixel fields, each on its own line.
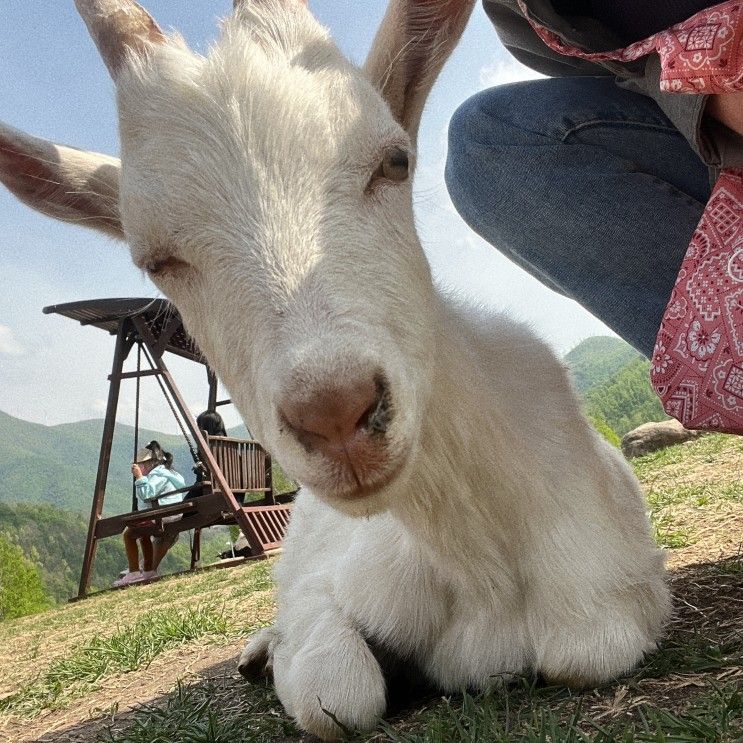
left=0, top=433, right=741, bottom=742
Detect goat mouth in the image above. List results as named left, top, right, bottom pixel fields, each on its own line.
left=332, top=459, right=406, bottom=502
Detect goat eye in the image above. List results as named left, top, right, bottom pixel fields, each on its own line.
left=144, top=256, right=191, bottom=277
left=368, top=147, right=410, bottom=191
left=382, top=148, right=409, bottom=181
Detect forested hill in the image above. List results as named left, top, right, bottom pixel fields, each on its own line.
left=0, top=410, right=249, bottom=514
left=565, top=336, right=668, bottom=437
left=564, top=335, right=642, bottom=393
left=0, top=501, right=233, bottom=603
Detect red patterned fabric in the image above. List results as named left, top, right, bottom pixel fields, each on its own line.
left=651, top=170, right=743, bottom=432
left=517, top=0, right=743, bottom=433
left=517, top=0, right=743, bottom=92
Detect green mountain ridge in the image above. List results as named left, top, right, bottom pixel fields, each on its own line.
left=0, top=409, right=252, bottom=514
left=564, top=335, right=642, bottom=393
left=565, top=335, right=668, bottom=437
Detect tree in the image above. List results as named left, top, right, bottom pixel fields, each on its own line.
left=0, top=532, right=50, bottom=621
left=588, top=414, right=621, bottom=448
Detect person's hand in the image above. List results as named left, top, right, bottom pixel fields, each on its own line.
left=706, top=92, right=743, bottom=137
left=131, top=463, right=143, bottom=479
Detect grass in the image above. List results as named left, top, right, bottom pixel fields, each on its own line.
left=371, top=682, right=743, bottom=743
left=97, top=678, right=300, bottom=743
left=1, top=606, right=231, bottom=716
left=0, top=433, right=741, bottom=742
left=95, top=677, right=743, bottom=743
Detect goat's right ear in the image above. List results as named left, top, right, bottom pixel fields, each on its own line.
left=363, top=0, right=475, bottom=145
left=0, top=123, right=123, bottom=239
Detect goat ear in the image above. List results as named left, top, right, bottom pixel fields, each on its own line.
left=74, top=0, right=165, bottom=80
left=0, top=123, right=123, bottom=239
left=363, top=0, right=475, bottom=143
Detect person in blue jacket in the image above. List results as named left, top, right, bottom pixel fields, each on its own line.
left=113, top=441, right=186, bottom=587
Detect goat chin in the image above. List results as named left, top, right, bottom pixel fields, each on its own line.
left=242, top=290, right=671, bottom=741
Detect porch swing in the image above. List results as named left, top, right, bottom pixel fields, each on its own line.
left=43, top=297, right=294, bottom=600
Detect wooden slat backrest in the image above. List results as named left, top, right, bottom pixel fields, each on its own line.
left=204, top=435, right=272, bottom=495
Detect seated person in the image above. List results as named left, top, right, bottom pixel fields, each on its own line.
left=113, top=441, right=186, bottom=587
left=196, top=409, right=227, bottom=437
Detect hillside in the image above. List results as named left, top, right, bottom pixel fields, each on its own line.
left=0, top=502, right=233, bottom=603
left=0, top=410, right=197, bottom=514
left=564, top=335, right=642, bottom=393
left=0, top=411, right=290, bottom=514
left=0, top=433, right=740, bottom=742
left=584, top=356, right=669, bottom=436
left=566, top=336, right=668, bottom=437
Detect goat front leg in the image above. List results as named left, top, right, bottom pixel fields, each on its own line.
left=271, top=610, right=387, bottom=741
left=525, top=521, right=670, bottom=685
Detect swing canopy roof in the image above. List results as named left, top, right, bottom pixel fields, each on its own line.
left=43, top=297, right=204, bottom=364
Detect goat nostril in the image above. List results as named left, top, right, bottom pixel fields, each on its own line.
left=364, top=375, right=392, bottom=435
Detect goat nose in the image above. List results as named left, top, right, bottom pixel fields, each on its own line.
left=280, top=376, right=391, bottom=456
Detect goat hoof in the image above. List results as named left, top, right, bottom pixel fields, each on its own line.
left=238, top=626, right=276, bottom=681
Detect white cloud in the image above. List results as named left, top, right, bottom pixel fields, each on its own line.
left=479, top=57, right=545, bottom=89
left=0, top=325, right=25, bottom=356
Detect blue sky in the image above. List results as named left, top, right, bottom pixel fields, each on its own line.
left=0, top=1, right=612, bottom=433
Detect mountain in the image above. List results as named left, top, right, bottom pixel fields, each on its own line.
left=566, top=336, right=668, bottom=437
left=0, top=410, right=197, bottom=514
left=565, top=336, right=642, bottom=393
left=584, top=357, right=668, bottom=437
left=0, top=411, right=289, bottom=514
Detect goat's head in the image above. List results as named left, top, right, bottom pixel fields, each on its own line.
left=0, top=0, right=474, bottom=515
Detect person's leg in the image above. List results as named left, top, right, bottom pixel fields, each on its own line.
left=445, top=77, right=712, bottom=357
left=139, top=536, right=154, bottom=572
left=152, top=533, right=178, bottom=570
left=123, top=527, right=141, bottom=572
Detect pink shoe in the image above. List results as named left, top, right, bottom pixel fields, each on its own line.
left=112, top=570, right=143, bottom=588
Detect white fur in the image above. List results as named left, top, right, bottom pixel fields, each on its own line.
left=0, top=1, right=669, bottom=740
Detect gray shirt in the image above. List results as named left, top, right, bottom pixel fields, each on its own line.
left=482, top=0, right=743, bottom=171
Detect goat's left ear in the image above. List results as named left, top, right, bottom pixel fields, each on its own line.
left=0, top=122, right=124, bottom=239
left=363, top=0, right=475, bottom=144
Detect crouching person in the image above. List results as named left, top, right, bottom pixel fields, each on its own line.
left=113, top=441, right=186, bottom=587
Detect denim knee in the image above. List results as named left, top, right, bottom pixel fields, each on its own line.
left=445, top=85, right=538, bottom=242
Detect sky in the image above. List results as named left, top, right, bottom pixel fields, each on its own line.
left=0, top=1, right=613, bottom=434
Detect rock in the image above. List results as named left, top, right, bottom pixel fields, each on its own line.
left=621, top=419, right=705, bottom=459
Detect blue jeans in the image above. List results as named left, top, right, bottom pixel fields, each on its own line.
left=445, top=77, right=712, bottom=357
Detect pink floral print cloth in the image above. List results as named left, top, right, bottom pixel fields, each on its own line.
left=518, top=0, right=743, bottom=432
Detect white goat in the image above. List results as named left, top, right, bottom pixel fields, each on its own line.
left=0, top=0, right=670, bottom=739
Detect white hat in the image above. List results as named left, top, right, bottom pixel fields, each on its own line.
left=134, top=447, right=156, bottom=464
